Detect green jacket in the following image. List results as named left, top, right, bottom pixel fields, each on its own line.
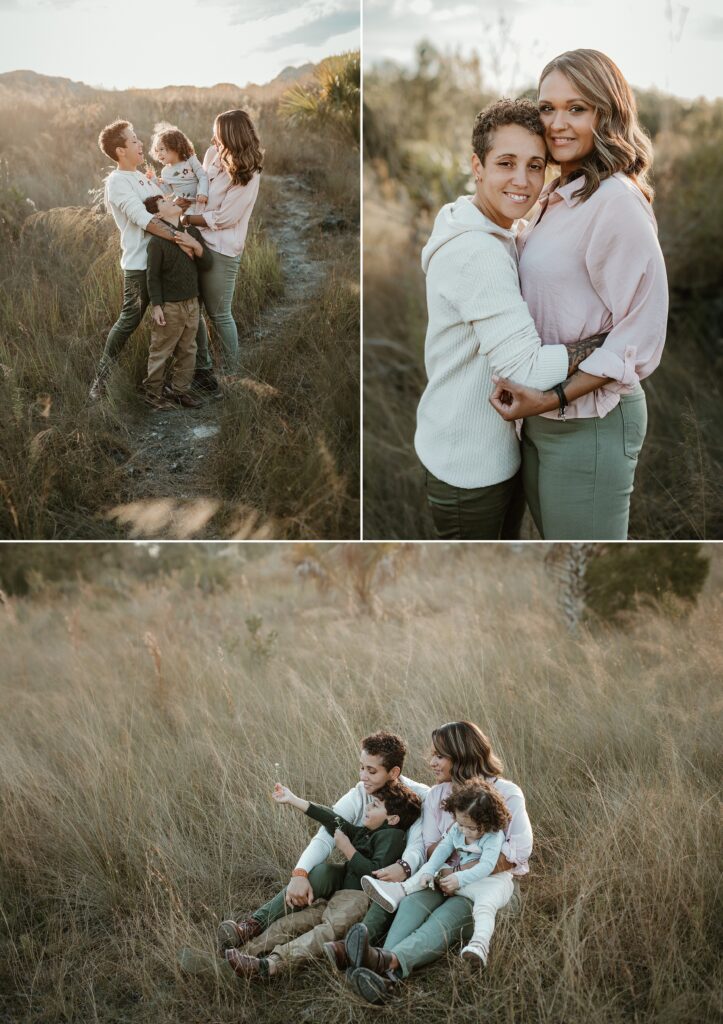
left=305, top=802, right=406, bottom=890
left=146, top=222, right=213, bottom=307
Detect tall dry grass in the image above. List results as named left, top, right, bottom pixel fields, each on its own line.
left=1, top=543, right=720, bottom=1023
left=0, top=66, right=359, bottom=539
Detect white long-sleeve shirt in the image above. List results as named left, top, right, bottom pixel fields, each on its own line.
left=104, top=169, right=163, bottom=270
left=422, top=779, right=533, bottom=877
left=415, top=195, right=569, bottom=488
left=294, top=776, right=430, bottom=875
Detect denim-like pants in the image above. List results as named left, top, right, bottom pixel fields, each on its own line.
left=521, top=386, right=648, bottom=540
left=425, top=467, right=525, bottom=540
left=384, top=890, right=474, bottom=978
left=195, top=250, right=242, bottom=370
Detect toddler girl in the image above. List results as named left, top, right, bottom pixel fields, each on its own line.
left=362, top=777, right=512, bottom=964
left=146, top=122, right=209, bottom=211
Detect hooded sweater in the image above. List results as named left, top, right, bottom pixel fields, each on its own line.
left=414, top=195, right=569, bottom=489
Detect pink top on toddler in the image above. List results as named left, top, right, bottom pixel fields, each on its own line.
left=518, top=171, right=668, bottom=419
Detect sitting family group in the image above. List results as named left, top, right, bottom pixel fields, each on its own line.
left=90, top=109, right=262, bottom=409
left=208, top=722, right=532, bottom=1005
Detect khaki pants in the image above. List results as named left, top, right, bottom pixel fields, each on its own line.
left=245, top=889, right=369, bottom=966
left=144, top=297, right=199, bottom=396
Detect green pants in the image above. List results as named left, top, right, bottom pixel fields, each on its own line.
left=362, top=897, right=396, bottom=946
left=195, top=249, right=242, bottom=370
left=251, top=863, right=344, bottom=931
left=98, top=269, right=206, bottom=375
left=425, top=468, right=525, bottom=540
left=384, top=890, right=474, bottom=978
left=521, top=387, right=647, bottom=540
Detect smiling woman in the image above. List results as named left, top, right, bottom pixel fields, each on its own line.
left=412, top=98, right=604, bottom=540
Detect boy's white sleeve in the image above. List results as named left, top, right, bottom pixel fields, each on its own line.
left=421, top=828, right=456, bottom=876
left=190, top=154, right=209, bottom=197
left=107, top=176, right=155, bottom=230
left=294, top=785, right=362, bottom=875
left=456, top=831, right=505, bottom=889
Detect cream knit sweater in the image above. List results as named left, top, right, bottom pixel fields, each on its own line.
left=414, top=195, right=569, bottom=488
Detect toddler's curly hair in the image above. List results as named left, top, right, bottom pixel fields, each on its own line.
left=149, top=122, right=195, bottom=163
left=443, top=777, right=511, bottom=834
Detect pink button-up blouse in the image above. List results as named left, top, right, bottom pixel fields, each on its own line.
left=518, top=172, right=668, bottom=419
left=197, top=146, right=260, bottom=258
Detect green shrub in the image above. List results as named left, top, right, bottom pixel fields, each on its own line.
left=585, top=543, right=710, bottom=621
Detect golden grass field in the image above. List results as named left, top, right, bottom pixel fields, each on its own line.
left=0, top=58, right=360, bottom=540
left=1, top=542, right=720, bottom=1023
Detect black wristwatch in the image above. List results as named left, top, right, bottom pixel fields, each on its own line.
left=552, top=382, right=568, bottom=419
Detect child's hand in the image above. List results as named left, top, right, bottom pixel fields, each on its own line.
left=272, top=783, right=294, bottom=804
left=145, top=167, right=155, bottom=180
left=196, top=194, right=208, bottom=206
left=151, top=305, right=166, bottom=326
left=334, top=828, right=354, bottom=858
left=438, top=871, right=460, bottom=894
left=418, top=873, right=433, bottom=888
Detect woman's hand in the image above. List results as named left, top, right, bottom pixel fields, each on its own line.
left=196, top=195, right=208, bottom=206
left=437, top=872, right=460, bottom=894
left=175, top=234, right=202, bottom=259
left=173, top=197, right=193, bottom=211
left=334, top=828, right=355, bottom=860
left=489, top=375, right=549, bottom=420
left=272, top=783, right=295, bottom=804
left=372, top=863, right=407, bottom=883
left=151, top=305, right=165, bottom=327
left=285, top=875, right=314, bottom=907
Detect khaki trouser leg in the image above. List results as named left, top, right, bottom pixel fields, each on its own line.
left=244, top=902, right=326, bottom=956
left=143, top=299, right=196, bottom=397
left=169, top=298, right=199, bottom=395
left=271, top=889, right=369, bottom=967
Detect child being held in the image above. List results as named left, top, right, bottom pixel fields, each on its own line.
left=222, top=779, right=421, bottom=979
left=146, top=122, right=209, bottom=212
left=362, top=778, right=512, bottom=965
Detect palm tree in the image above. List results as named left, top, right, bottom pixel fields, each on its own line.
left=279, top=52, right=360, bottom=148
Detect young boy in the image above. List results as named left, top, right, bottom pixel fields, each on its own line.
left=218, top=732, right=429, bottom=957
left=89, top=120, right=220, bottom=400
left=222, top=778, right=422, bottom=979
left=141, top=193, right=212, bottom=409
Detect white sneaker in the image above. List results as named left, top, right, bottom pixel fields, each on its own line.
left=361, top=875, right=406, bottom=913
left=460, top=942, right=487, bottom=966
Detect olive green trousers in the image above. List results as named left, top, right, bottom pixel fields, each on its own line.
left=521, top=387, right=647, bottom=540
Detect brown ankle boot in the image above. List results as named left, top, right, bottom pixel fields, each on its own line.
left=217, top=916, right=263, bottom=951
left=345, top=922, right=395, bottom=975
left=322, top=939, right=349, bottom=971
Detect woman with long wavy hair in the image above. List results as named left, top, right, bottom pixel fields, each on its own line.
left=327, top=720, right=533, bottom=1004
left=490, top=49, right=668, bottom=540
left=180, top=108, right=263, bottom=391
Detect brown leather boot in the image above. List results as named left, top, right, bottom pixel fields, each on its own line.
left=322, top=939, right=349, bottom=971
left=224, top=950, right=270, bottom=979
left=217, top=916, right=263, bottom=952
left=345, top=923, right=396, bottom=974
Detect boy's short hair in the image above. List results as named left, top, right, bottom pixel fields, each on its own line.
left=376, top=781, right=421, bottom=832
left=472, top=98, right=546, bottom=166
left=143, top=194, right=163, bottom=215
left=442, top=778, right=511, bottom=834
left=361, top=731, right=407, bottom=771
left=99, top=120, right=133, bottom=162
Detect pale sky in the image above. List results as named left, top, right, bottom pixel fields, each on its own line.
left=364, top=0, right=723, bottom=101
left=0, top=0, right=360, bottom=90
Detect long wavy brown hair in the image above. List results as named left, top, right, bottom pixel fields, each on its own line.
left=539, top=49, right=654, bottom=203
left=213, top=109, right=264, bottom=186
left=431, top=721, right=503, bottom=784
